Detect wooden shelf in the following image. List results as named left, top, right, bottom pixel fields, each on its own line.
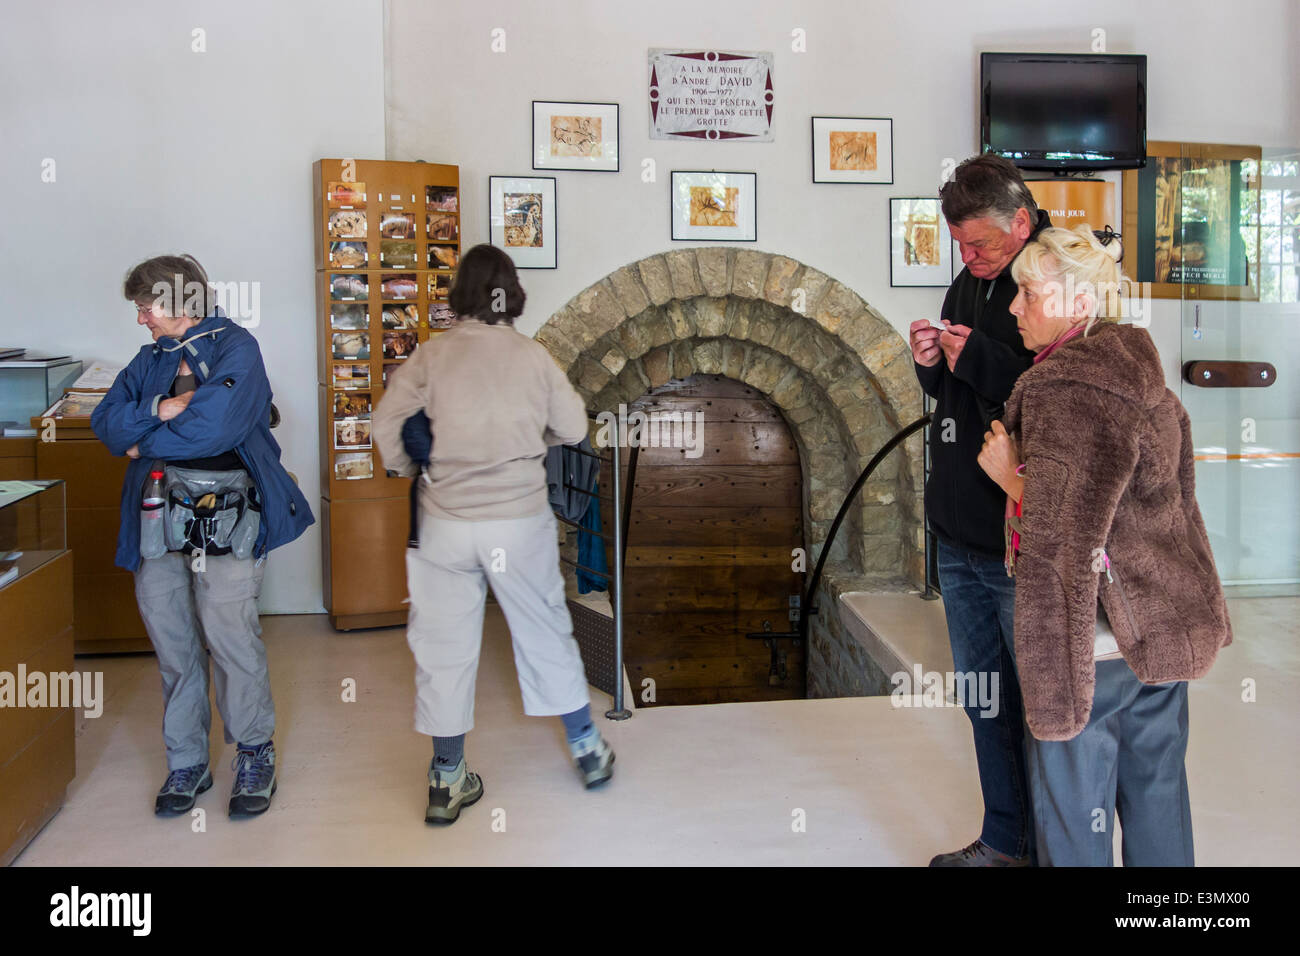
left=314, top=158, right=460, bottom=629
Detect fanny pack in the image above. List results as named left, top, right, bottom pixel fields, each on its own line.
left=162, top=466, right=260, bottom=559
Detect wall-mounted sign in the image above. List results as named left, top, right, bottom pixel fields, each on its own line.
left=1025, top=179, right=1118, bottom=233
left=648, top=49, right=774, bottom=141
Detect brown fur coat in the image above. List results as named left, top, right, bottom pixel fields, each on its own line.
left=1002, top=322, right=1232, bottom=741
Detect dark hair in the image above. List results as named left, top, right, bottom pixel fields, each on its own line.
left=448, top=244, right=526, bottom=325
left=940, top=154, right=1038, bottom=229
left=123, top=254, right=211, bottom=318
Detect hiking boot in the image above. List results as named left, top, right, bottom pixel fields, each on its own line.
left=568, top=731, right=615, bottom=789
left=426, top=758, right=484, bottom=825
left=929, top=839, right=1030, bottom=867
left=155, top=763, right=212, bottom=816
left=229, top=741, right=277, bottom=817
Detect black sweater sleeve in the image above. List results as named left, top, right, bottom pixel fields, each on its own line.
left=952, top=327, right=1034, bottom=404
left=914, top=278, right=959, bottom=399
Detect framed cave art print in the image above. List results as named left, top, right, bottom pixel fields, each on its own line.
left=890, top=198, right=953, bottom=287
left=489, top=176, right=557, bottom=269
left=533, top=101, right=619, bottom=172
left=812, top=116, right=893, bottom=184
left=1122, top=140, right=1262, bottom=300
left=671, top=170, right=757, bottom=242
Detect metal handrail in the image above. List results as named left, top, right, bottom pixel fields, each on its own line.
left=743, top=413, right=932, bottom=648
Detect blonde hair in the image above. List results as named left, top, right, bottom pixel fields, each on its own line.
left=1011, top=225, right=1129, bottom=333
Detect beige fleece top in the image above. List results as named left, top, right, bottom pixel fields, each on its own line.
left=370, top=318, right=589, bottom=520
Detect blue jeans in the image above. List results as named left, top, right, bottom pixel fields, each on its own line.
left=935, top=538, right=1033, bottom=860
left=1026, top=658, right=1193, bottom=866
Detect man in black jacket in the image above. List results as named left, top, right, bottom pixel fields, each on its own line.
left=911, top=154, right=1050, bottom=866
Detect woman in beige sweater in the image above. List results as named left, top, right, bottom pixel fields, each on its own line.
left=373, top=244, right=615, bottom=825
left=978, top=226, right=1231, bottom=865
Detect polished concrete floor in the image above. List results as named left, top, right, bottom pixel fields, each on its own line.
left=12, top=596, right=1298, bottom=866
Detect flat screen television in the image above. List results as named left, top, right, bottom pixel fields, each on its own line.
left=981, top=52, right=1147, bottom=170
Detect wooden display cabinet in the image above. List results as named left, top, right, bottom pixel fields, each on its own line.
left=26, top=407, right=149, bottom=654
left=313, top=159, right=460, bottom=630
left=0, top=481, right=75, bottom=865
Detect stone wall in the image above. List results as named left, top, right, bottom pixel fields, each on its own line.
left=537, top=248, right=928, bottom=695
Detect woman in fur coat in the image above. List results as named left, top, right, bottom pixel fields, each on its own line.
left=977, top=225, right=1232, bottom=866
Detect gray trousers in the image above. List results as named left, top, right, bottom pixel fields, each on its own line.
left=405, top=508, right=590, bottom=737
left=1025, top=656, right=1194, bottom=866
left=134, top=551, right=272, bottom=770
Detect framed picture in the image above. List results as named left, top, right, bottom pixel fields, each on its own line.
left=334, top=452, right=373, bottom=481
left=532, top=101, right=619, bottom=172
left=327, top=209, right=367, bottom=239
left=812, top=117, right=894, bottom=184
left=379, top=212, right=417, bottom=239
left=426, top=186, right=458, bottom=211
left=489, top=176, right=557, bottom=269
left=329, top=274, right=368, bottom=301
left=1122, top=140, right=1262, bottom=300
left=332, top=363, right=370, bottom=390
left=334, top=418, right=372, bottom=450
left=890, top=198, right=953, bottom=287
left=330, top=303, right=368, bottom=330
left=333, top=391, right=371, bottom=420
left=327, top=181, right=366, bottom=208
left=670, top=171, right=757, bottom=242
left=329, top=241, right=367, bottom=269
left=380, top=273, right=418, bottom=300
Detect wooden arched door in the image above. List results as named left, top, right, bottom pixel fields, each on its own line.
left=620, top=375, right=806, bottom=705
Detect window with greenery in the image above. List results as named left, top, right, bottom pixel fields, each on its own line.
left=1240, top=157, right=1300, bottom=303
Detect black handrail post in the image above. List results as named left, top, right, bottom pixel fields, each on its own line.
left=920, top=394, right=940, bottom=601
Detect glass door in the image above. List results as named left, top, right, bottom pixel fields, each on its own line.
left=1179, top=146, right=1299, bottom=593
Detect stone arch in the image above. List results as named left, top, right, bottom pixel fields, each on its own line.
left=535, top=247, right=926, bottom=607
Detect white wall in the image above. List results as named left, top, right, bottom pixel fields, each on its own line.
left=0, top=0, right=386, bottom=613
left=2, top=0, right=1295, bottom=612
left=386, top=0, right=1299, bottom=390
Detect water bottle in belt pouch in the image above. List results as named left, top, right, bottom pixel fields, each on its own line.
left=140, top=461, right=168, bottom=560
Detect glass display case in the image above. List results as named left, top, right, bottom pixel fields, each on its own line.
left=0, top=356, right=83, bottom=436
left=0, top=479, right=66, bottom=590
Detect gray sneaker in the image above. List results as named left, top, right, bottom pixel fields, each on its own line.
left=229, top=741, right=277, bottom=817
left=568, top=731, right=615, bottom=789
left=426, top=758, right=484, bottom=825
left=929, top=839, right=1030, bottom=867
left=155, top=763, right=212, bottom=816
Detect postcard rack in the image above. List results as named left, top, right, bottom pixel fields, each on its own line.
left=313, top=158, right=461, bottom=629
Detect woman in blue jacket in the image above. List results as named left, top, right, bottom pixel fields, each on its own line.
left=91, top=254, right=313, bottom=818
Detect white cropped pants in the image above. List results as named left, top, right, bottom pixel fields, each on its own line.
left=405, top=508, right=590, bottom=737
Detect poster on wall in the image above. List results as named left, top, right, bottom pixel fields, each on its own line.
left=489, top=176, right=557, bottom=268
left=670, top=171, right=757, bottom=241
left=811, top=117, right=893, bottom=184
left=1026, top=179, right=1118, bottom=233
left=533, top=101, right=619, bottom=171
left=890, top=198, right=952, bottom=287
left=1123, top=141, right=1261, bottom=300
left=649, top=49, right=774, bottom=141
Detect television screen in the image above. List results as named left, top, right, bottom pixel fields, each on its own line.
left=981, top=53, right=1147, bottom=170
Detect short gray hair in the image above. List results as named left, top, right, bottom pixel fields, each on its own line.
left=940, top=154, right=1038, bottom=231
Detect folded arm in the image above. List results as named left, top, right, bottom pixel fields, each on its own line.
left=135, top=336, right=270, bottom=460
left=90, top=354, right=167, bottom=456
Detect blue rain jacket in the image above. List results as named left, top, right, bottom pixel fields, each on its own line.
left=90, top=313, right=314, bottom=571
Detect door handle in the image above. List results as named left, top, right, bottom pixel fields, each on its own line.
left=1182, top=361, right=1276, bottom=388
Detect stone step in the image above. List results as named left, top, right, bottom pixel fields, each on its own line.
left=838, top=590, right=958, bottom=703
